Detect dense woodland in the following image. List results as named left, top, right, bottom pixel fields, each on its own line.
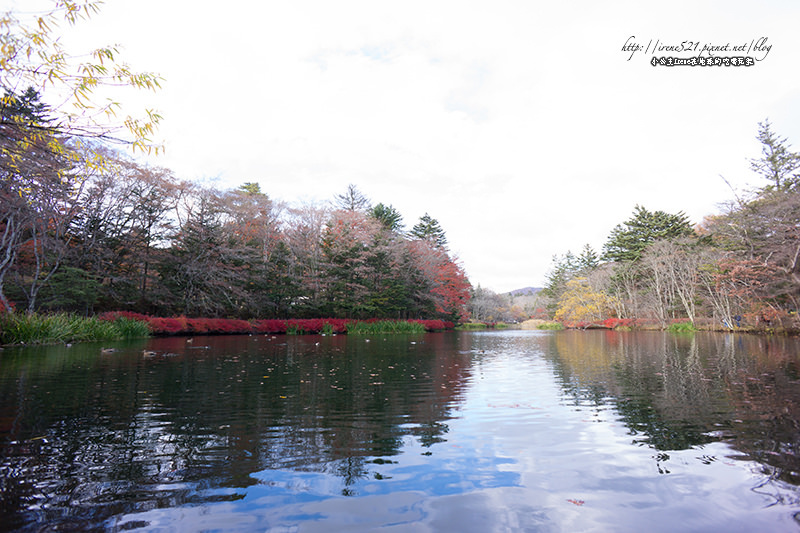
left=0, top=89, right=471, bottom=321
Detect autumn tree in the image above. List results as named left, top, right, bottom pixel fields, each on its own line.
left=0, top=0, right=162, bottom=159
left=640, top=239, right=706, bottom=326
left=541, top=246, right=599, bottom=316
left=283, top=203, right=330, bottom=316
left=407, top=240, right=470, bottom=321
left=470, top=285, right=512, bottom=322
left=554, top=278, right=616, bottom=324
left=705, top=122, right=800, bottom=315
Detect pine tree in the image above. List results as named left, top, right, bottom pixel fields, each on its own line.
left=411, top=213, right=448, bottom=249
left=370, top=203, right=404, bottom=232
left=602, top=205, right=693, bottom=263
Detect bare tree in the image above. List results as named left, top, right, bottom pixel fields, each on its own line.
left=334, top=184, right=371, bottom=212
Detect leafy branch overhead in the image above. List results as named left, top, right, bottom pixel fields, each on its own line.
left=0, top=0, right=163, bottom=160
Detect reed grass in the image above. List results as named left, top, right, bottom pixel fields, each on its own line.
left=536, top=321, right=564, bottom=330
left=0, top=313, right=151, bottom=345
left=347, top=320, right=426, bottom=335
left=455, top=322, right=488, bottom=330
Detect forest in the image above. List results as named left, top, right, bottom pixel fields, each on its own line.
left=0, top=88, right=471, bottom=322
left=0, top=3, right=472, bottom=327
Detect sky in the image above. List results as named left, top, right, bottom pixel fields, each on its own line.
left=7, top=0, right=800, bottom=293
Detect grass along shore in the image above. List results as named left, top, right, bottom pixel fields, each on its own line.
left=0, top=313, right=455, bottom=346
left=0, top=313, right=151, bottom=346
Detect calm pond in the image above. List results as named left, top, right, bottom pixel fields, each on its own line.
left=1, top=330, right=799, bottom=532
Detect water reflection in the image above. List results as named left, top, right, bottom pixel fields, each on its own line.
left=545, top=330, right=800, bottom=505
left=1, top=330, right=800, bottom=531
left=0, top=334, right=475, bottom=530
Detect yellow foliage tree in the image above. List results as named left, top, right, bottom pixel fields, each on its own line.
left=1, top=0, right=163, bottom=167
left=554, top=278, right=615, bottom=323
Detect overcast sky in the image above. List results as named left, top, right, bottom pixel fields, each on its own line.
left=10, top=0, right=800, bottom=293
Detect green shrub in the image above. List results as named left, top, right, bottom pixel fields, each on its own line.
left=667, top=322, right=696, bottom=333
left=112, top=317, right=152, bottom=338
left=455, top=323, right=488, bottom=330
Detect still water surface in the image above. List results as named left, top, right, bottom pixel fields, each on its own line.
left=1, top=330, right=799, bottom=531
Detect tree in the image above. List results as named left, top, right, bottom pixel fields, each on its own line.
left=334, top=184, right=371, bottom=212
left=283, top=203, right=330, bottom=316
left=162, top=191, right=248, bottom=317
left=750, top=119, right=800, bottom=191
left=1, top=0, right=163, bottom=159
left=554, top=278, right=616, bottom=324
left=411, top=213, right=448, bottom=249
left=320, top=210, right=381, bottom=317
left=0, top=88, right=86, bottom=312
left=370, top=203, right=404, bottom=233
left=407, top=240, right=470, bottom=321
left=603, top=205, right=694, bottom=263
left=470, top=285, right=512, bottom=322
left=578, top=244, right=599, bottom=270
left=699, top=256, right=783, bottom=330
left=641, top=239, right=705, bottom=325
left=704, top=123, right=800, bottom=313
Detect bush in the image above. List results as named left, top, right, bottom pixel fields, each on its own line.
left=456, top=322, right=488, bottom=330
left=667, top=321, right=696, bottom=333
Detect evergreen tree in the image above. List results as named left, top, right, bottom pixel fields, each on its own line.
left=602, top=205, right=694, bottom=263
left=578, top=244, right=600, bottom=270
left=370, top=203, right=404, bottom=233
left=411, top=213, right=448, bottom=249
left=750, top=119, right=800, bottom=191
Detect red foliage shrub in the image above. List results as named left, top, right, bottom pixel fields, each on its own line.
left=147, top=317, right=186, bottom=334
left=98, top=311, right=151, bottom=323
left=251, top=319, right=288, bottom=334
left=98, top=314, right=454, bottom=336
left=408, top=319, right=454, bottom=331
left=601, top=318, right=635, bottom=329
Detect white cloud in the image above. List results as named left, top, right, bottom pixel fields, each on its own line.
left=39, top=0, right=800, bottom=292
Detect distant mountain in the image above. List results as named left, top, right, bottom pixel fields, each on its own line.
left=507, top=287, right=542, bottom=296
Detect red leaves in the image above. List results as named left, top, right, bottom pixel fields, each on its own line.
left=600, top=318, right=634, bottom=329
left=103, top=315, right=454, bottom=336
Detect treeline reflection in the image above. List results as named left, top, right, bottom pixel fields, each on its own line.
left=0, top=333, right=472, bottom=530
left=544, top=331, right=800, bottom=486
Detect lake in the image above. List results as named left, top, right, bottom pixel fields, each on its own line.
left=1, top=330, right=799, bottom=532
